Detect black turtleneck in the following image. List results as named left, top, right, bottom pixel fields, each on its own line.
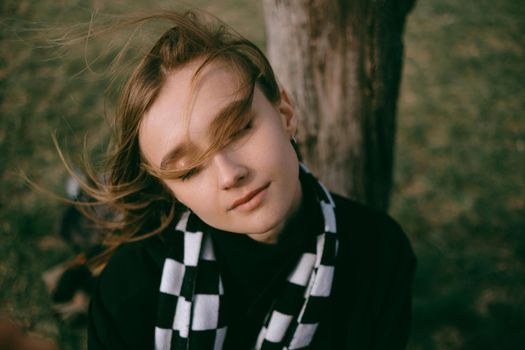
left=88, top=173, right=417, bottom=350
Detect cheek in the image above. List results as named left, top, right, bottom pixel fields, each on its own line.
left=162, top=183, right=181, bottom=208
left=259, top=129, right=296, bottom=169
left=164, top=180, right=214, bottom=212
left=251, top=119, right=292, bottom=160
left=163, top=181, right=191, bottom=206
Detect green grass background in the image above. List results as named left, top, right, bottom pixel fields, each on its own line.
left=1, top=1, right=524, bottom=349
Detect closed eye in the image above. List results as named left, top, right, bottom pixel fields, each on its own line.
left=232, top=120, right=253, bottom=139
left=176, top=118, right=254, bottom=181
left=178, top=167, right=201, bottom=181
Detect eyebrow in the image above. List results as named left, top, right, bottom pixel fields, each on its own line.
left=159, top=99, right=253, bottom=170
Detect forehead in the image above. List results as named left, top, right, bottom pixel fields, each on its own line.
left=138, top=60, right=244, bottom=167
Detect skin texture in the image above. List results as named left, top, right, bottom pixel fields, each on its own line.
left=139, top=60, right=302, bottom=243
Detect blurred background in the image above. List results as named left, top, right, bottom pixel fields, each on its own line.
left=1, top=0, right=524, bottom=349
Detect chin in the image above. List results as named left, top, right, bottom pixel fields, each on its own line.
left=245, top=205, right=290, bottom=235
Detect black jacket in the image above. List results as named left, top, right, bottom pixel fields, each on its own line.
left=88, top=187, right=417, bottom=350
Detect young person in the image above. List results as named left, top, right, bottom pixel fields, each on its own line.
left=86, top=11, right=417, bottom=350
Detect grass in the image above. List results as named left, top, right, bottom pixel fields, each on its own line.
left=1, top=0, right=524, bottom=349
left=392, top=1, right=525, bottom=348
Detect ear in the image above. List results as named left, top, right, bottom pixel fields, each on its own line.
left=277, top=88, right=298, bottom=139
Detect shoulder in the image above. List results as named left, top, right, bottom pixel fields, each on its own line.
left=88, top=234, right=169, bottom=348
left=90, top=234, right=169, bottom=326
left=324, top=193, right=417, bottom=349
left=329, top=192, right=417, bottom=273
left=95, top=234, right=168, bottom=308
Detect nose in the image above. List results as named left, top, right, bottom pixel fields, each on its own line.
left=213, top=151, right=248, bottom=190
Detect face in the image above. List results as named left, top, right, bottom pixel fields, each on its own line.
left=139, top=60, right=302, bottom=243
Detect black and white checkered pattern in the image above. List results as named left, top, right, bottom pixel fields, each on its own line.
left=155, top=163, right=338, bottom=350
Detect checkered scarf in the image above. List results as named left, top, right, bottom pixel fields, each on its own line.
left=155, top=163, right=338, bottom=350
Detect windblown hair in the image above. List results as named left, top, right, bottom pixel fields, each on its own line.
left=73, top=10, right=282, bottom=263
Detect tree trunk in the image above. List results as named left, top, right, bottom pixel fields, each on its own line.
left=262, top=0, right=415, bottom=210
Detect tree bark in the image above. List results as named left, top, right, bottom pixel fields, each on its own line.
left=262, top=0, right=415, bottom=210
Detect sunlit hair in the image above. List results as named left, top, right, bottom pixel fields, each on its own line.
left=65, top=10, right=282, bottom=263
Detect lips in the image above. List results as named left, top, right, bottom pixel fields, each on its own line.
left=229, top=182, right=271, bottom=210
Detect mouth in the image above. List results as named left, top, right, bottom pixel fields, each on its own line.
left=229, top=182, right=271, bottom=211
